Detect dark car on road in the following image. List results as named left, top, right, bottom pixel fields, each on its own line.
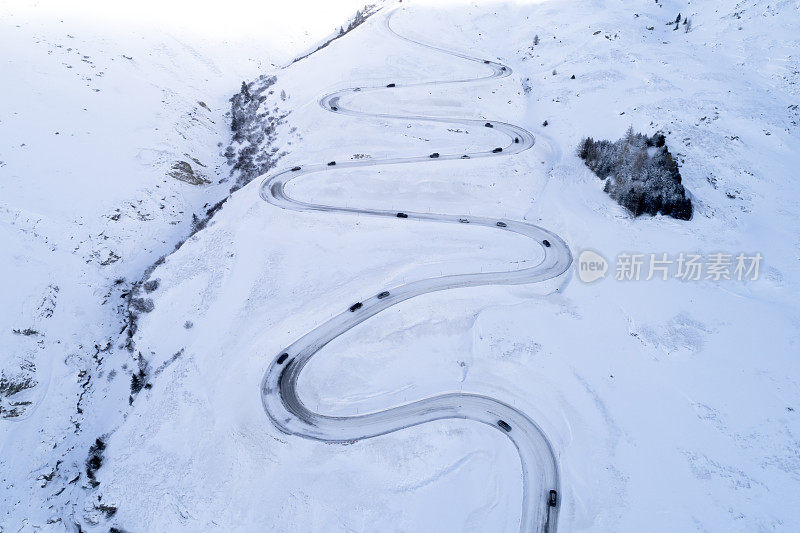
left=276, top=353, right=289, bottom=364
left=349, top=302, right=363, bottom=312
left=514, top=137, right=520, bottom=143
left=396, top=212, right=408, bottom=218
left=483, top=60, right=490, bottom=64
left=386, top=83, right=396, bottom=88
left=542, top=239, right=551, bottom=247
left=377, top=291, right=390, bottom=299
left=484, top=122, right=493, bottom=128
left=291, top=166, right=301, bottom=171
left=461, top=154, right=470, bottom=159
left=331, top=105, right=338, bottom=111
left=459, top=218, right=469, bottom=223
left=492, top=147, right=503, bottom=153
left=497, top=420, right=512, bottom=432
left=549, top=490, right=558, bottom=507
left=429, top=152, right=440, bottom=158
left=496, top=221, right=507, bottom=227
left=327, top=161, right=336, bottom=166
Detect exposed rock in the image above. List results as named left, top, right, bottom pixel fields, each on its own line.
left=168, top=160, right=210, bottom=185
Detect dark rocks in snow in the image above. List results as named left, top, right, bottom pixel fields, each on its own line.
left=0, top=373, right=37, bottom=400
left=129, top=298, right=154, bottom=314
left=12, top=327, right=39, bottom=336
left=578, top=127, right=693, bottom=220
left=96, top=503, right=118, bottom=519
left=143, top=279, right=159, bottom=293
left=85, top=437, right=106, bottom=487
left=168, top=160, right=210, bottom=185
left=1, top=356, right=38, bottom=419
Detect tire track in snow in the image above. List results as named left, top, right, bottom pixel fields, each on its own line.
left=259, top=6, right=571, bottom=532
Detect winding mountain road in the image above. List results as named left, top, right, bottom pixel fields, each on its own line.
left=260, top=6, right=572, bottom=532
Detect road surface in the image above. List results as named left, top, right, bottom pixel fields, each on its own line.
left=259, top=6, right=572, bottom=532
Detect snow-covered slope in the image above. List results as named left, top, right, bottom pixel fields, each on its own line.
left=3, top=0, right=799, bottom=531
left=0, top=0, right=382, bottom=529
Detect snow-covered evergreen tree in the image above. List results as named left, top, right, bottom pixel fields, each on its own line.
left=578, top=128, right=693, bottom=220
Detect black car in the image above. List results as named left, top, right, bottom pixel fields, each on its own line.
left=377, top=291, right=390, bottom=299
left=483, top=60, right=490, bottom=64
left=492, top=147, right=503, bottom=153
left=386, top=83, right=396, bottom=88
left=353, top=87, right=361, bottom=92
left=496, top=221, right=507, bottom=228
left=396, top=212, right=408, bottom=218
left=497, top=420, right=512, bottom=432
left=349, top=302, right=363, bottom=312
left=485, top=122, right=493, bottom=128
left=514, top=137, right=520, bottom=143
left=331, top=106, right=338, bottom=111
left=548, top=490, right=558, bottom=507
left=461, top=154, right=470, bottom=159
left=327, top=161, right=336, bottom=166
left=276, top=353, right=289, bottom=364
left=501, top=66, right=507, bottom=71
left=542, top=239, right=551, bottom=247
left=291, top=166, right=301, bottom=171
left=459, top=218, right=469, bottom=223
left=429, top=152, right=440, bottom=158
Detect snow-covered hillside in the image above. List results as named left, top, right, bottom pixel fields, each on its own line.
left=2, top=0, right=799, bottom=531
left=0, top=0, right=381, bottom=529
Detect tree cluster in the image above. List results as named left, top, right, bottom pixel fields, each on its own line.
left=578, top=128, right=693, bottom=220
left=227, top=75, right=287, bottom=192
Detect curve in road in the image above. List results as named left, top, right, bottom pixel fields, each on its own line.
left=259, top=6, right=572, bottom=532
